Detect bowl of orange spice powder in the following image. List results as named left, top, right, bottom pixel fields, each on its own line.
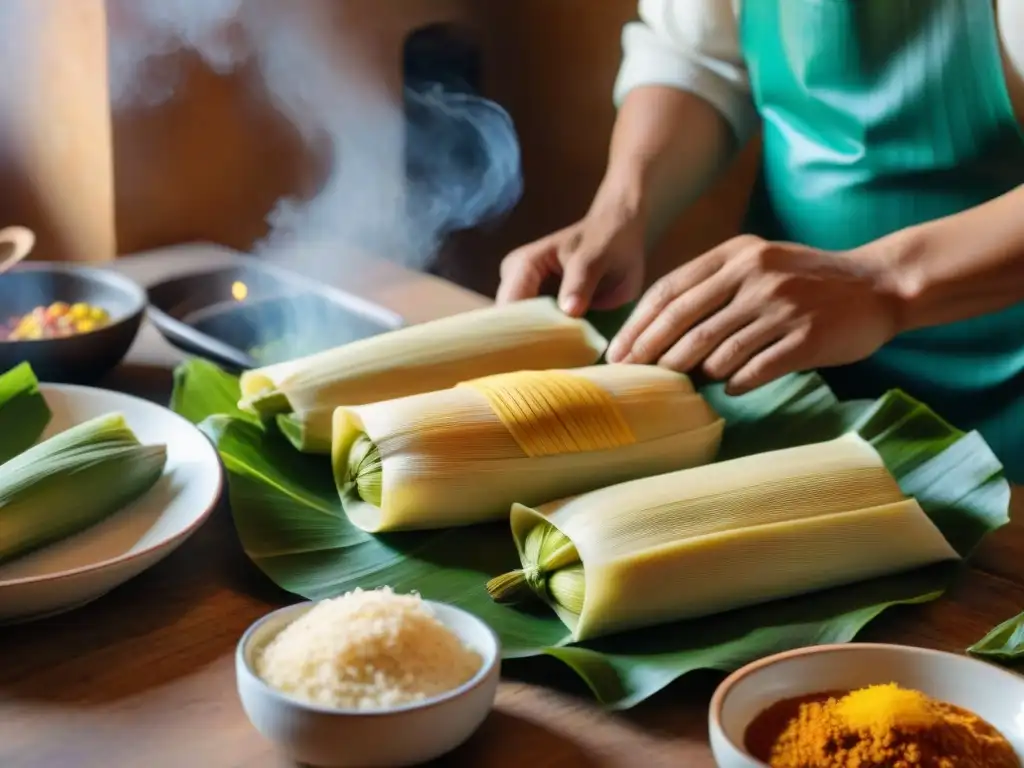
left=709, top=643, right=1024, bottom=768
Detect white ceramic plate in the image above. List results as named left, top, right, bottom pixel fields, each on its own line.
left=0, top=384, right=222, bottom=623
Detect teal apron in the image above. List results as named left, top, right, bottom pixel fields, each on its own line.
left=739, top=0, right=1024, bottom=481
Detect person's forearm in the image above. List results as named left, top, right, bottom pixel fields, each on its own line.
left=863, top=184, right=1024, bottom=332
left=592, top=86, right=738, bottom=249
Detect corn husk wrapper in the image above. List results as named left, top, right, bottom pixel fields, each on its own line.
left=238, top=297, right=609, bottom=453
left=0, top=413, right=167, bottom=564
left=331, top=364, right=724, bottom=533
left=490, top=433, right=960, bottom=642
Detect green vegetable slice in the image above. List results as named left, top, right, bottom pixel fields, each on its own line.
left=0, top=362, right=52, bottom=465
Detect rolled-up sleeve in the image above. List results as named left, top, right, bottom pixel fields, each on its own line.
left=613, top=0, right=758, bottom=144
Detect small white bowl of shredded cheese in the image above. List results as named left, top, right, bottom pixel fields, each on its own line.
left=236, top=587, right=501, bottom=767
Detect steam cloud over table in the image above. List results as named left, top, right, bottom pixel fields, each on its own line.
left=107, top=0, right=523, bottom=360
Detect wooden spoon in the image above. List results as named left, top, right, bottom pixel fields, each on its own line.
left=0, top=226, right=36, bottom=275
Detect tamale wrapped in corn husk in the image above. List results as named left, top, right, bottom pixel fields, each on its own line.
left=331, top=364, right=724, bottom=532
left=487, top=433, right=960, bottom=642
left=0, top=413, right=167, bottom=564
left=238, top=297, right=609, bottom=453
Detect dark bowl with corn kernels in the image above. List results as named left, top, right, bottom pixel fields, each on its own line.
left=0, top=262, right=146, bottom=384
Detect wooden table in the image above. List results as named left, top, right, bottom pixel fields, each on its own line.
left=1, top=251, right=1021, bottom=768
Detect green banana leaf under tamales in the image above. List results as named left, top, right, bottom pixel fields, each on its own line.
left=172, top=357, right=1010, bottom=709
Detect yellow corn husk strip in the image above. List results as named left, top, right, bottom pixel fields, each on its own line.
left=238, top=297, right=609, bottom=453
left=0, top=413, right=167, bottom=565
left=331, top=364, right=724, bottom=533
left=455, top=370, right=637, bottom=457
left=490, top=433, right=960, bottom=642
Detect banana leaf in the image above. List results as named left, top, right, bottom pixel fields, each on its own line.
left=172, top=357, right=1010, bottom=709
left=0, top=363, right=52, bottom=465
left=968, top=612, right=1024, bottom=663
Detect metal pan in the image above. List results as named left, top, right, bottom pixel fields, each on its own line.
left=145, top=262, right=404, bottom=370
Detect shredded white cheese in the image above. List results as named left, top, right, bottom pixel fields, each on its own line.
left=255, top=587, right=483, bottom=710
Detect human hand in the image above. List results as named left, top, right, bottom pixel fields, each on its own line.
left=606, top=236, right=902, bottom=394
left=495, top=197, right=647, bottom=317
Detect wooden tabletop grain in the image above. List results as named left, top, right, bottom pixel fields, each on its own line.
left=1, top=252, right=1021, bottom=768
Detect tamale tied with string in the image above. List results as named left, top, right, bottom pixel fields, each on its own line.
left=331, top=364, right=724, bottom=532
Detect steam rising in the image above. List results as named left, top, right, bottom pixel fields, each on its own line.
left=107, top=0, right=522, bottom=272
left=108, top=0, right=248, bottom=107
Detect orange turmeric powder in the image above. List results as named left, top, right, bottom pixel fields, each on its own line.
left=767, top=683, right=1020, bottom=768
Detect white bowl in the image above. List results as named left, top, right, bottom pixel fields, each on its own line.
left=709, top=643, right=1024, bottom=767
left=236, top=599, right=501, bottom=768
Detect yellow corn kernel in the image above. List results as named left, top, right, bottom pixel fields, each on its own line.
left=69, top=303, right=91, bottom=320
left=16, top=317, right=40, bottom=334
left=88, top=306, right=108, bottom=322
left=46, top=301, right=70, bottom=318
left=75, top=319, right=96, bottom=334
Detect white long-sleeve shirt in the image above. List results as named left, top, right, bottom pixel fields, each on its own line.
left=614, top=0, right=1024, bottom=144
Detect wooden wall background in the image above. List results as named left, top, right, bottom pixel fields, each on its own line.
left=0, top=0, right=758, bottom=297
